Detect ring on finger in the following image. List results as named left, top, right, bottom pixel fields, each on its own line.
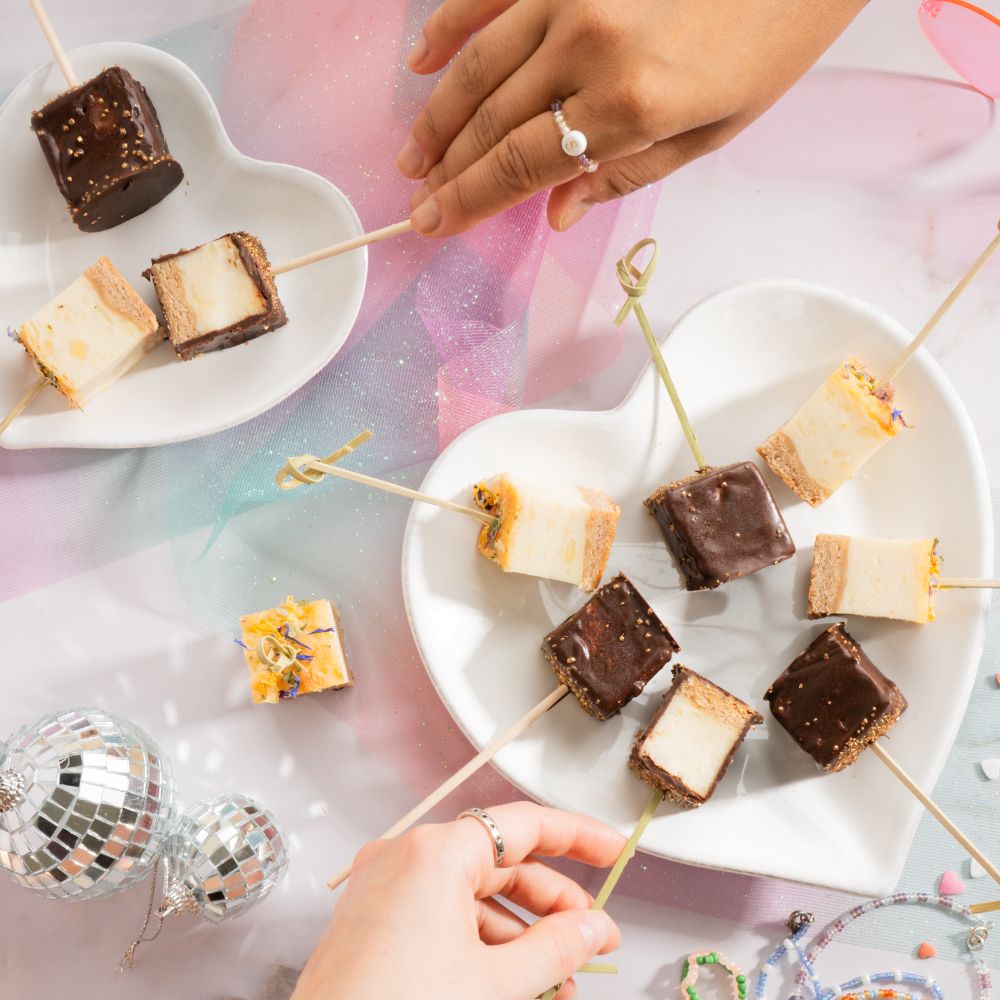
left=457, top=807, right=506, bottom=866
left=551, top=101, right=598, bottom=173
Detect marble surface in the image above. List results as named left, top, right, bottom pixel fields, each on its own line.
left=2, top=2, right=1000, bottom=998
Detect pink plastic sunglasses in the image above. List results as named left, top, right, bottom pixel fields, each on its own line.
left=920, top=0, right=1000, bottom=98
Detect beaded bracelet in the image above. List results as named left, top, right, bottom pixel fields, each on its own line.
left=756, top=897, right=992, bottom=1000
left=682, top=951, right=749, bottom=1000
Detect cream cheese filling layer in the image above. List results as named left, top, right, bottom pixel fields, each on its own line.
left=170, top=237, right=266, bottom=338
left=19, top=268, right=158, bottom=407
left=495, top=478, right=590, bottom=586
left=781, top=364, right=897, bottom=494
left=837, top=537, right=934, bottom=623
left=640, top=690, right=745, bottom=799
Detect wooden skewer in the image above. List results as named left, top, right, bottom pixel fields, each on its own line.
left=540, top=788, right=664, bottom=1000
left=0, top=217, right=411, bottom=435
left=614, top=238, right=708, bottom=470
left=328, top=684, right=570, bottom=891
left=969, top=900, right=1000, bottom=915
left=870, top=742, right=1000, bottom=885
left=271, top=219, right=413, bottom=276
left=934, top=578, right=1000, bottom=589
left=277, top=429, right=493, bottom=524
left=879, top=219, right=1000, bottom=386
left=27, top=0, right=77, bottom=87
left=0, top=375, right=47, bottom=435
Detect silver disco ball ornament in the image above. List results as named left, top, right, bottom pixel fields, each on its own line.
left=163, top=793, right=287, bottom=924
left=119, top=794, right=288, bottom=970
left=0, top=707, right=175, bottom=901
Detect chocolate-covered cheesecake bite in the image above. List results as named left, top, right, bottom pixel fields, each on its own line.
left=644, top=462, right=795, bottom=591
left=541, top=573, right=679, bottom=720
left=629, top=665, right=763, bottom=807
left=31, top=66, right=183, bottom=232
left=144, top=232, right=287, bottom=359
left=765, top=622, right=907, bottom=772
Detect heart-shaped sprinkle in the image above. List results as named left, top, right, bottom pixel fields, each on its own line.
left=971, top=859, right=988, bottom=879
left=917, top=942, right=936, bottom=960
left=939, top=870, right=965, bottom=895
left=981, top=759, right=1000, bottom=780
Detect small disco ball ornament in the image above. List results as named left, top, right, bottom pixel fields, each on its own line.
left=118, top=794, right=288, bottom=970
left=163, top=793, right=287, bottom=924
left=0, top=707, right=176, bottom=901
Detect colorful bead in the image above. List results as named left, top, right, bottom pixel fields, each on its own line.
left=757, top=893, right=988, bottom=1000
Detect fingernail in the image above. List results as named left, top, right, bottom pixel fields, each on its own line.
left=397, top=136, right=427, bottom=178
left=406, top=32, right=428, bottom=69
left=557, top=200, right=594, bottom=232
left=411, top=196, right=441, bottom=234
left=410, top=182, right=432, bottom=210
left=578, top=912, right=613, bottom=955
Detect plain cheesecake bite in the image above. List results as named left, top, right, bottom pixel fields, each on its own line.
left=239, top=596, right=353, bottom=704
left=644, top=462, right=795, bottom=591
left=15, top=256, right=161, bottom=409
left=31, top=66, right=183, bottom=232
left=764, top=622, right=907, bottom=772
left=628, top=665, right=763, bottom=807
left=809, top=534, right=938, bottom=624
left=758, top=359, right=903, bottom=507
left=144, top=231, right=288, bottom=359
left=473, top=473, right=620, bottom=591
left=541, top=572, right=680, bottom=720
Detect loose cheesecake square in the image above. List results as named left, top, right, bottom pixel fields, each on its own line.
left=644, top=462, right=795, bottom=591
left=758, top=359, right=902, bottom=507
left=764, top=622, right=907, bottom=772
left=239, top=596, right=353, bottom=704
left=542, top=573, right=679, bottom=719
left=628, top=665, right=763, bottom=807
left=474, top=474, right=620, bottom=591
left=31, top=66, right=183, bottom=232
left=144, top=232, right=287, bottom=359
left=809, top=534, right=938, bottom=624
left=16, top=256, right=161, bottom=409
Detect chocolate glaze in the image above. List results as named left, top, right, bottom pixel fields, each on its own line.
left=31, top=67, right=183, bottom=232
left=144, top=232, right=288, bottom=359
left=764, top=622, right=907, bottom=771
left=629, top=665, right=763, bottom=806
left=645, top=462, right=795, bottom=591
left=541, top=573, right=679, bottom=720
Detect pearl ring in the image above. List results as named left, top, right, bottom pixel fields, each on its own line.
left=551, top=101, right=598, bottom=173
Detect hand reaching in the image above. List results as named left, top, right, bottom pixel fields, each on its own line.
left=291, top=802, right=625, bottom=1000
left=398, top=0, right=867, bottom=236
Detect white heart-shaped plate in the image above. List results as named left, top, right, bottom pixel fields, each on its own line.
left=402, top=280, right=992, bottom=896
left=0, top=43, right=366, bottom=449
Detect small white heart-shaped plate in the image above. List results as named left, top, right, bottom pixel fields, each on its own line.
left=403, top=280, right=992, bottom=896
left=0, top=43, right=366, bottom=449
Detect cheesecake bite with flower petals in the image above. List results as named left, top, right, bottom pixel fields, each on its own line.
left=474, top=474, right=620, bottom=591
left=239, top=596, right=352, bottom=704
left=759, top=359, right=903, bottom=506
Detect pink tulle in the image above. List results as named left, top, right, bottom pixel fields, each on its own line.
left=221, top=0, right=659, bottom=448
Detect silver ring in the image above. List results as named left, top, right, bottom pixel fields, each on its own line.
left=551, top=101, right=598, bottom=173
left=457, top=807, right=505, bottom=866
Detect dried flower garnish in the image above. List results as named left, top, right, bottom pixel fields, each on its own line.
left=6, top=325, right=18, bottom=343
